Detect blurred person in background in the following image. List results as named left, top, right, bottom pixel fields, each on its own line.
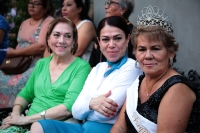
left=0, top=14, right=9, bottom=65
left=44, top=0, right=96, bottom=62
left=0, top=0, right=54, bottom=108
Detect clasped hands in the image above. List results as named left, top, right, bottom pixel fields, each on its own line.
left=89, top=91, right=118, bottom=117
left=0, top=114, right=28, bottom=130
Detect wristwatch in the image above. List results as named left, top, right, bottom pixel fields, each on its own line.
left=40, top=111, right=46, bottom=120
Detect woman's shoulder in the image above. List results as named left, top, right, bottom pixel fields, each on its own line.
left=123, top=58, right=136, bottom=67
left=155, top=75, right=199, bottom=101
left=0, top=15, right=8, bottom=24
left=77, top=19, right=94, bottom=29
left=166, top=75, right=199, bottom=93
left=94, top=61, right=107, bottom=67
left=91, top=62, right=108, bottom=72
left=165, top=75, right=194, bottom=88
left=127, top=58, right=136, bottom=63
left=0, top=15, right=9, bottom=30
left=73, top=57, right=91, bottom=67
left=42, top=16, right=54, bottom=25
left=44, top=16, right=54, bottom=21
left=18, top=18, right=31, bottom=30
left=80, top=19, right=93, bottom=24
left=21, top=18, right=31, bottom=24
left=30, top=56, right=51, bottom=71
left=36, top=56, right=51, bottom=65
left=82, top=19, right=92, bottom=22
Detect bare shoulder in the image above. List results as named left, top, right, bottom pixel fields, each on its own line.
left=157, top=81, right=196, bottom=132
left=78, top=21, right=95, bottom=31
left=164, top=82, right=196, bottom=102
left=43, top=16, right=54, bottom=23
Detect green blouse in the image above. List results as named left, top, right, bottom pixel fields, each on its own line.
left=18, top=56, right=90, bottom=115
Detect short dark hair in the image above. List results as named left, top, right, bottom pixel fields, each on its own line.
left=97, top=16, right=130, bottom=39
left=46, top=17, right=78, bottom=54
left=131, top=25, right=179, bottom=62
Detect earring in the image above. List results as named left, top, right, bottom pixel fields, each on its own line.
left=135, top=60, right=140, bottom=68
left=169, top=57, right=173, bottom=66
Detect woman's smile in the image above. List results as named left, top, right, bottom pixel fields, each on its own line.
left=55, top=45, right=67, bottom=50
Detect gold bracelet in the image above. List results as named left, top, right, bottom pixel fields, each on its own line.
left=13, top=104, right=24, bottom=112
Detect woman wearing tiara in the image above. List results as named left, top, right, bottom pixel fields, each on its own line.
left=110, top=5, right=200, bottom=133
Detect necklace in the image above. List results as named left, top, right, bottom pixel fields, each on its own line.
left=145, top=67, right=169, bottom=97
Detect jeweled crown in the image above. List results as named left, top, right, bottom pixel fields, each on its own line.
left=137, top=5, right=173, bottom=34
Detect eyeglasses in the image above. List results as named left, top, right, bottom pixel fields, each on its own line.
left=28, top=1, right=43, bottom=8
left=105, top=1, right=119, bottom=7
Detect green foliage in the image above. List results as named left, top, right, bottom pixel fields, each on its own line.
left=6, top=0, right=29, bottom=48
left=6, top=0, right=63, bottom=48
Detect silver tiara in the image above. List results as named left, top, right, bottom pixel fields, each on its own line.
left=137, top=5, right=173, bottom=34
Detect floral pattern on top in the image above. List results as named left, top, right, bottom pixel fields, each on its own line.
left=0, top=19, right=44, bottom=108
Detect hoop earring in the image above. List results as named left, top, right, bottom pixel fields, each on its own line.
left=135, top=60, right=140, bottom=68
left=169, top=57, right=173, bottom=66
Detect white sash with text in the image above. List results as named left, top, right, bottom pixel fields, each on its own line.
left=126, top=77, right=157, bottom=133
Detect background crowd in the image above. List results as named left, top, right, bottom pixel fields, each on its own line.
left=0, top=0, right=199, bottom=133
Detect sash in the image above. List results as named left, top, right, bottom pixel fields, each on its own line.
left=126, top=77, right=157, bottom=133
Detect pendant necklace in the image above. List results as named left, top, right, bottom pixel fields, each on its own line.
left=145, top=67, right=169, bottom=97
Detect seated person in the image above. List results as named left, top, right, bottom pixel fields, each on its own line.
left=62, top=0, right=96, bottom=62
left=0, top=14, right=9, bottom=65
left=0, top=0, right=54, bottom=108
left=44, top=0, right=97, bottom=62
left=30, top=16, right=142, bottom=133
left=89, top=0, right=135, bottom=67
left=110, top=5, right=200, bottom=133
left=0, top=17, right=91, bottom=133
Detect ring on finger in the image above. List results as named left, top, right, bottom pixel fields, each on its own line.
left=10, top=116, right=12, bottom=119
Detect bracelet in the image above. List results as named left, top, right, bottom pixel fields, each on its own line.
left=13, top=104, right=24, bottom=112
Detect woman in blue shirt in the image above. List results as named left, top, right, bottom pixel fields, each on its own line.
left=0, top=14, right=9, bottom=65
